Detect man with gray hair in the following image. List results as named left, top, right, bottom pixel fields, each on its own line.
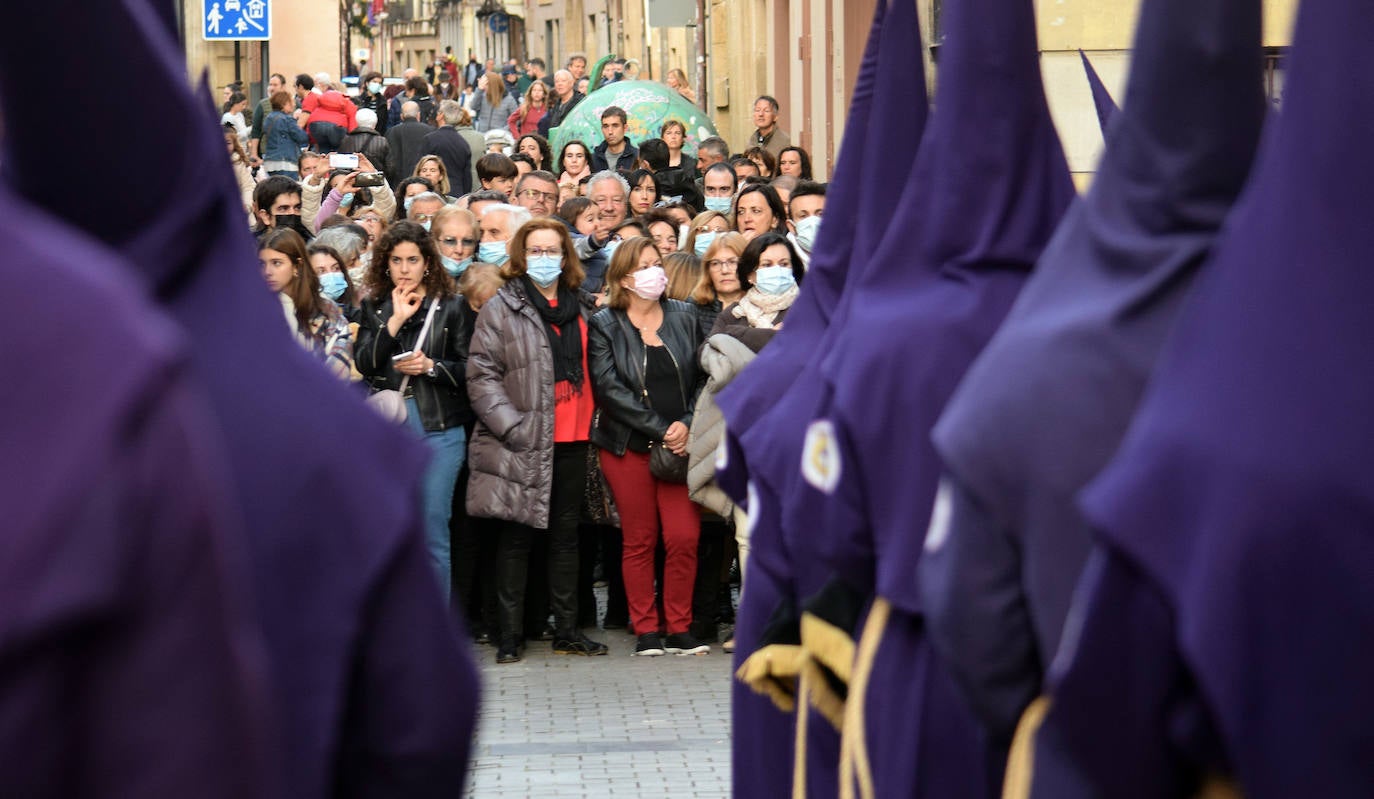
left=568, top=170, right=630, bottom=291
left=422, top=99, right=474, bottom=197
left=477, top=203, right=533, bottom=266
left=539, top=69, right=584, bottom=137
left=385, top=100, right=436, bottom=188
left=406, top=192, right=447, bottom=228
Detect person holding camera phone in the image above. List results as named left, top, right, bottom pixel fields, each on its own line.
left=314, top=152, right=396, bottom=232
left=356, top=221, right=473, bottom=602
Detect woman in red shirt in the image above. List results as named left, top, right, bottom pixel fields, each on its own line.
left=466, top=217, right=608, bottom=664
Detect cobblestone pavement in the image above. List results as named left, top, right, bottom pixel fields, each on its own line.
left=466, top=599, right=735, bottom=797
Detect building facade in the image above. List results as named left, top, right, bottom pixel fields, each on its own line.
left=180, top=0, right=1299, bottom=185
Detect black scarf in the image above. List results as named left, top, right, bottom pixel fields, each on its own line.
left=522, top=276, right=584, bottom=400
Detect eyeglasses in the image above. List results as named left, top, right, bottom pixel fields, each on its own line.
left=526, top=247, right=562, bottom=258
left=707, top=258, right=739, bottom=271
left=358, top=215, right=384, bottom=224
left=439, top=237, right=478, bottom=249
left=518, top=188, right=558, bottom=203
left=412, top=213, right=436, bottom=223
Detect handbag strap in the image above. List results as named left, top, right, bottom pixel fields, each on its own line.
left=396, top=297, right=441, bottom=393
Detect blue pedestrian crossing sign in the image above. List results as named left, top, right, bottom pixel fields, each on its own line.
left=203, top=0, right=271, bottom=41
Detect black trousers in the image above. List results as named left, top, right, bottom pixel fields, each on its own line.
left=496, top=442, right=587, bottom=641
left=691, top=516, right=729, bottom=639
left=452, top=462, right=500, bottom=632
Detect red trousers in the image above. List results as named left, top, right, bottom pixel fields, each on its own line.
left=599, top=448, right=701, bottom=635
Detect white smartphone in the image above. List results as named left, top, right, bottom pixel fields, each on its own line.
left=391, top=350, right=418, bottom=362
left=329, top=152, right=359, bottom=170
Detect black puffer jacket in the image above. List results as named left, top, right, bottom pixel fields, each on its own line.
left=356, top=293, right=473, bottom=432
left=588, top=299, right=705, bottom=455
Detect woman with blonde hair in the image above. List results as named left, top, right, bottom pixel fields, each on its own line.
left=413, top=155, right=457, bottom=201
left=466, top=217, right=607, bottom=664
left=690, top=230, right=748, bottom=339
left=683, top=210, right=732, bottom=260
left=508, top=80, right=550, bottom=138
left=664, top=252, right=702, bottom=302
left=665, top=68, right=696, bottom=104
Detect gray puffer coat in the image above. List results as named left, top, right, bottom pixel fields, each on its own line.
left=466, top=280, right=597, bottom=528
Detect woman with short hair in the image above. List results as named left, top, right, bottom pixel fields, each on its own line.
left=660, top=119, right=696, bottom=177
left=708, top=231, right=803, bottom=350
left=733, top=183, right=788, bottom=241
left=684, top=210, right=732, bottom=259
left=466, top=218, right=608, bottom=664
left=588, top=237, right=708, bottom=657
left=626, top=169, right=659, bottom=217
left=777, top=146, right=813, bottom=180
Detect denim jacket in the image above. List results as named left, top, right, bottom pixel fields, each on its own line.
left=262, top=110, right=309, bottom=162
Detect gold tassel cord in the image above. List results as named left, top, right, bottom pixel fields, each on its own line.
left=838, top=598, right=890, bottom=799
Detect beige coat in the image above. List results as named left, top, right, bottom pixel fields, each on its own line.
left=687, top=333, right=757, bottom=517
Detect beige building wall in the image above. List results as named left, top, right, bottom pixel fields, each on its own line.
left=183, top=0, right=342, bottom=94
left=1037, top=0, right=1300, bottom=186
left=518, top=0, right=1299, bottom=188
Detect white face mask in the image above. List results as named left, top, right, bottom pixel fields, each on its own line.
left=794, top=215, right=822, bottom=253
left=630, top=265, right=668, bottom=301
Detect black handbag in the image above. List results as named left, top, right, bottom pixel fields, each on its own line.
left=649, top=441, right=689, bottom=484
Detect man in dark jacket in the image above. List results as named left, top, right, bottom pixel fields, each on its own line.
left=538, top=69, right=584, bottom=137
left=423, top=100, right=474, bottom=197
left=338, top=108, right=390, bottom=176
left=591, top=106, right=640, bottom=174
left=386, top=100, right=435, bottom=188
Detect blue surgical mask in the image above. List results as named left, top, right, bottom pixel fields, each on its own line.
left=704, top=196, right=732, bottom=213
left=479, top=240, right=509, bottom=265
left=753, top=265, right=796, bottom=295
left=404, top=196, right=415, bottom=214
left=421, top=220, right=432, bottom=232
left=339, top=192, right=355, bottom=208
left=527, top=254, right=564, bottom=287
left=318, top=272, right=348, bottom=301
left=794, top=215, right=822, bottom=253
left=368, top=81, right=383, bottom=93
left=601, top=237, right=623, bottom=265
left=441, top=254, right=472, bottom=278
left=693, top=231, right=718, bottom=257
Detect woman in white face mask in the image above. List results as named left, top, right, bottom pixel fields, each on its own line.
left=708, top=232, right=803, bottom=353
left=466, top=217, right=608, bottom=665
left=588, top=237, right=710, bottom=658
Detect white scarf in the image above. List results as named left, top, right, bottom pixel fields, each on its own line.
left=732, top=285, right=799, bottom=328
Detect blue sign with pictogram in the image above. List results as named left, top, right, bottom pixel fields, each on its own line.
left=203, top=0, right=271, bottom=41
left=489, top=12, right=509, bottom=34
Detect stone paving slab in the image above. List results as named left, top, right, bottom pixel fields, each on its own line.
left=467, top=622, right=734, bottom=798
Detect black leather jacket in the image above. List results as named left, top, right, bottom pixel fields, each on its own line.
left=588, top=299, right=705, bottom=455
left=357, top=293, right=473, bottom=432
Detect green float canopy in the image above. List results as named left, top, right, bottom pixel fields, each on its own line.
left=549, top=80, right=718, bottom=160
